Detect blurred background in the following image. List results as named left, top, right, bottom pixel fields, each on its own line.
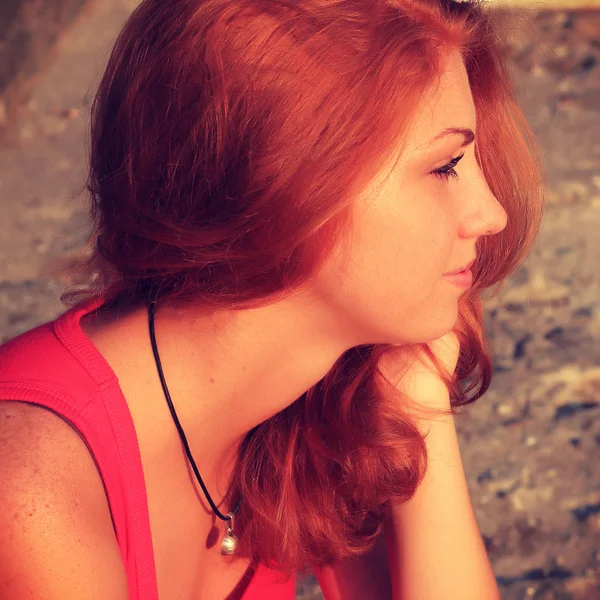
left=0, top=1, right=599, bottom=599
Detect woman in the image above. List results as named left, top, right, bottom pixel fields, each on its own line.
left=0, top=0, right=543, bottom=598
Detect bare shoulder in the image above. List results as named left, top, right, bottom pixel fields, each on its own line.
left=0, top=401, right=129, bottom=599
left=0, top=400, right=106, bottom=498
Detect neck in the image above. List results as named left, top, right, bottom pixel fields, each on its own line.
left=148, top=288, right=353, bottom=500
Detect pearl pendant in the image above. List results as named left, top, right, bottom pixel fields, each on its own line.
left=220, top=513, right=238, bottom=556
left=221, top=531, right=239, bottom=555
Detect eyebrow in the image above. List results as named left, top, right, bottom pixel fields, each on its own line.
left=430, top=127, right=475, bottom=147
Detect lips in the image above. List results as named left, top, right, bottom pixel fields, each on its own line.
left=444, top=258, right=475, bottom=276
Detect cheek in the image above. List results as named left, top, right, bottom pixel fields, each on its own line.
left=354, top=194, right=455, bottom=297
left=316, top=197, right=461, bottom=345
left=395, top=198, right=456, bottom=279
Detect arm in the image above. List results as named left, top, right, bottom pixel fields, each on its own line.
left=0, top=401, right=129, bottom=600
left=315, top=396, right=498, bottom=600
left=317, top=332, right=497, bottom=600
left=382, top=392, right=500, bottom=600
left=314, top=396, right=498, bottom=600
left=314, top=530, right=392, bottom=600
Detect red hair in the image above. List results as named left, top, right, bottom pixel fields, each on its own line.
left=61, top=0, right=543, bottom=577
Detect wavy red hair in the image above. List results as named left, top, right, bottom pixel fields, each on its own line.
left=60, top=0, right=544, bottom=578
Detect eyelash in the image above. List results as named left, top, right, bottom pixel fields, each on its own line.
left=432, top=152, right=465, bottom=181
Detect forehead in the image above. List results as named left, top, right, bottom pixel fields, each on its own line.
left=407, top=51, right=476, bottom=150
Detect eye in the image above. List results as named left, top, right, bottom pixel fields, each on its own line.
left=431, top=152, right=465, bottom=181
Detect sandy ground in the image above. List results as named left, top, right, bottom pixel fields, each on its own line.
left=0, top=2, right=598, bottom=599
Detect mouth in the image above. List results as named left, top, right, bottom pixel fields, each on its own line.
left=442, top=259, right=475, bottom=288
left=443, top=258, right=476, bottom=276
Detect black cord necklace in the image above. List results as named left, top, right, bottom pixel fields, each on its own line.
left=148, top=298, right=243, bottom=556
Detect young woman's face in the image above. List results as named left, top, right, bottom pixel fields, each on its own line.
left=314, top=50, right=508, bottom=346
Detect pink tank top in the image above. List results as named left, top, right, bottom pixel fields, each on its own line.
left=0, top=298, right=296, bottom=599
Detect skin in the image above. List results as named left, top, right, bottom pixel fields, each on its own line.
left=79, top=50, right=507, bottom=582
left=317, top=50, right=506, bottom=348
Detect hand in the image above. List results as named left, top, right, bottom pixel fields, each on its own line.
left=377, top=330, right=460, bottom=412
left=423, top=329, right=461, bottom=378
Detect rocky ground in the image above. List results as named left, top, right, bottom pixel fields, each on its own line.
left=0, top=3, right=598, bottom=600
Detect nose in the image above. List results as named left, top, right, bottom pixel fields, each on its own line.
left=458, top=171, right=508, bottom=239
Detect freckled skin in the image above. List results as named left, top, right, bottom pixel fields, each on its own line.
left=312, top=50, right=508, bottom=346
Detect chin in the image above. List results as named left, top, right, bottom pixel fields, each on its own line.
left=355, top=298, right=459, bottom=346
left=398, top=309, right=459, bottom=346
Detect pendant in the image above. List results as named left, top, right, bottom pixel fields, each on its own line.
left=221, top=513, right=239, bottom=556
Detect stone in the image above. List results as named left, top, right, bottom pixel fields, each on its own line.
left=564, top=575, right=600, bottom=596
left=60, top=107, right=80, bottom=119
left=496, top=403, right=516, bottom=418
left=0, top=0, right=95, bottom=138
left=555, top=180, right=591, bottom=204
left=501, top=269, right=571, bottom=306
